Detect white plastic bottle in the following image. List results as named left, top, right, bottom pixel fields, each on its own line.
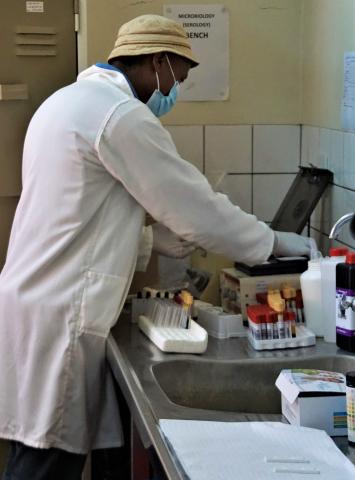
left=320, top=248, right=348, bottom=343
left=300, top=259, right=323, bottom=336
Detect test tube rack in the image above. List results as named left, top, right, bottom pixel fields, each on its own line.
left=247, top=303, right=316, bottom=351
left=247, top=324, right=316, bottom=350
left=138, top=315, right=208, bottom=353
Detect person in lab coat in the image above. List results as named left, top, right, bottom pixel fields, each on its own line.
left=0, top=14, right=312, bottom=480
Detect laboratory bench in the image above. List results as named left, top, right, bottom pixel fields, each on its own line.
left=107, top=312, right=355, bottom=480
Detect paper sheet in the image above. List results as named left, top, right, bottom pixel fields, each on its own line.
left=342, top=52, right=355, bottom=131
left=159, top=420, right=355, bottom=480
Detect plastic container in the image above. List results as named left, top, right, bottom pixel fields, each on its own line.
left=320, top=248, right=348, bottom=343
left=346, top=371, right=355, bottom=446
left=196, top=306, right=247, bottom=339
left=336, top=252, right=355, bottom=353
left=300, top=259, right=323, bottom=336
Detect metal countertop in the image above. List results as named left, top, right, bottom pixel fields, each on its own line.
left=107, top=313, right=355, bottom=479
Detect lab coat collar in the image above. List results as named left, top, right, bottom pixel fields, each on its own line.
left=77, top=64, right=138, bottom=98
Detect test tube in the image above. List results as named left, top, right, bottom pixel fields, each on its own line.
left=253, top=316, right=263, bottom=340
left=296, top=290, right=304, bottom=323
left=273, top=299, right=286, bottom=339
left=290, top=301, right=297, bottom=323
left=161, top=299, right=172, bottom=327
left=266, top=314, right=274, bottom=340
left=281, top=285, right=296, bottom=311
left=289, top=311, right=297, bottom=338
left=283, top=312, right=291, bottom=338
left=259, top=314, right=266, bottom=340
left=277, top=312, right=285, bottom=339
left=272, top=313, right=279, bottom=339
left=181, top=290, right=193, bottom=329
left=247, top=310, right=262, bottom=340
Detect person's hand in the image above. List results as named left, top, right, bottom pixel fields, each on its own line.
left=273, top=231, right=313, bottom=258
left=152, top=223, right=196, bottom=258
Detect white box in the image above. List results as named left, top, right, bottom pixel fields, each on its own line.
left=197, top=306, right=247, bottom=339
left=220, top=268, right=301, bottom=320
left=276, top=369, right=347, bottom=436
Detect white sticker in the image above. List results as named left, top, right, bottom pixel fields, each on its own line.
left=336, top=289, right=355, bottom=335
left=26, top=1, right=44, bottom=13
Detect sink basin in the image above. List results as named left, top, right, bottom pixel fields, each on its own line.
left=152, top=355, right=355, bottom=413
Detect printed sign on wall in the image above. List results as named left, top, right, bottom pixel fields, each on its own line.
left=342, top=52, right=355, bottom=132
left=164, top=5, right=229, bottom=101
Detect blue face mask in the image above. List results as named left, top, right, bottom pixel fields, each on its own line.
left=146, top=55, right=180, bottom=117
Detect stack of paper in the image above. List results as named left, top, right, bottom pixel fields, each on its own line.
left=159, top=420, right=355, bottom=480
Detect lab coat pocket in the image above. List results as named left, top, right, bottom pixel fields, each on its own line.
left=79, top=270, right=127, bottom=337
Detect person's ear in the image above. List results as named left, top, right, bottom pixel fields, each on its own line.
left=152, top=52, right=166, bottom=73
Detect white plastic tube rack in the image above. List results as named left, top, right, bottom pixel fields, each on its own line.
left=138, top=315, right=208, bottom=353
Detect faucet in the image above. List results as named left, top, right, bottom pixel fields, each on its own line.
left=329, top=213, right=355, bottom=240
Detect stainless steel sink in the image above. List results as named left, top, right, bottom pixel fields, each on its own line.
left=109, top=321, right=355, bottom=478
left=152, top=355, right=355, bottom=413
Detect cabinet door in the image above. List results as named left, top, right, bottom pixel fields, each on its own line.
left=0, top=0, right=77, bottom=268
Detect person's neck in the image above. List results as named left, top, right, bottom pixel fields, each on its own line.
left=111, top=61, right=150, bottom=103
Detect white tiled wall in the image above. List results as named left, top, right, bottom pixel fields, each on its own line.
left=167, top=123, right=355, bottom=254
left=165, top=126, right=203, bottom=172
left=302, top=125, right=355, bottom=251
left=253, top=125, right=300, bottom=173
left=168, top=124, right=300, bottom=220
left=205, top=126, right=252, bottom=174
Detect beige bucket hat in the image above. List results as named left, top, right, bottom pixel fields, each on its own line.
left=108, top=14, right=199, bottom=67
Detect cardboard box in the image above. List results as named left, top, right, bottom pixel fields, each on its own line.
left=276, top=369, right=347, bottom=436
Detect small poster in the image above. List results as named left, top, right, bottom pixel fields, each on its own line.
left=341, top=52, right=355, bottom=131
left=164, top=5, right=229, bottom=101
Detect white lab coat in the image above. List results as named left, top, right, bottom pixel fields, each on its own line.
left=0, top=65, right=274, bottom=454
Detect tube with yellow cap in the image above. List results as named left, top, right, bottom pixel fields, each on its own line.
left=180, top=290, right=193, bottom=329
left=267, top=288, right=283, bottom=311
left=267, top=290, right=286, bottom=339
left=281, top=284, right=297, bottom=309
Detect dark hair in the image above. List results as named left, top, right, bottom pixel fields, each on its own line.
left=109, top=54, right=152, bottom=67
left=110, top=52, right=194, bottom=69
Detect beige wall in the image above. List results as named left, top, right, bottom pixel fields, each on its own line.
left=302, top=0, right=355, bottom=129
left=80, top=0, right=355, bottom=127
left=78, top=1, right=355, bottom=303
left=82, top=0, right=303, bottom=125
